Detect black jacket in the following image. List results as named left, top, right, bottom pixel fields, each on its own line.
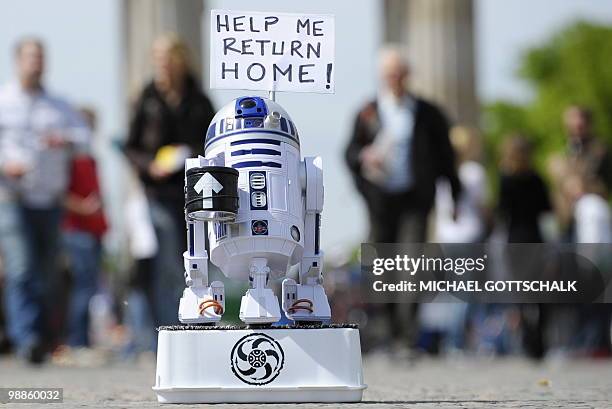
left=345, top=97, right=461, bottom=212
left=125, top=76, right=215, bottom=205
left=498, top=170, right=551, bottom=243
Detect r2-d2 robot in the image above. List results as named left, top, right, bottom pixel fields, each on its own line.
left=154, top=96, right=365, bottom=403
left=178, top=96, right=331, bottom=325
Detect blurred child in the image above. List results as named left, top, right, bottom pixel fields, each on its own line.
left=435, top=125, right=488, bottom=243
left=498, top=135, right=551, bottom=243
left=496, top=135, right=552, bottom=358
left=61, top=108, right=108, bottom=348
left=419, top=126, right=489, bottom=354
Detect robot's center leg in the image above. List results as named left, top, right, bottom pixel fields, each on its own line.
left=239, top=257, right=281, bottom=325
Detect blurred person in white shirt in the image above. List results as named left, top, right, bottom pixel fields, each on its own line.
left=563, top=172, right=611, bottom=244
left=553, top=172, right=611, bottom=357
left=421, top=126, right=488, bottom=354
left=435, top=126, right=488, bottom=243
left=0, top=37, right=88, bottom=364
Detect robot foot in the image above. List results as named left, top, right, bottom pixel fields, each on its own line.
left=238, top=288, right=281, bottom=325
left=282, top=279, right=331, bottom=322
left=178, top=281, right=225, bottom=324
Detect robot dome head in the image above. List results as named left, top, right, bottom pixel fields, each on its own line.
left=204, top=96, right=300, bottom=152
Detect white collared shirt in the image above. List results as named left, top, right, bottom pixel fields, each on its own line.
left=0, top=81, right=89, bottom=207
left=575, top=193, right=611, bottom=243
left=376, top=92, right=416, bottom=192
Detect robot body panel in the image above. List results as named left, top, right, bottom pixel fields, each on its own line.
left=206, top=138, right=304, bottom=280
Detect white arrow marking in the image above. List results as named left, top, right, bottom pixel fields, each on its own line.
left=194, top=172, right=223, bottom=209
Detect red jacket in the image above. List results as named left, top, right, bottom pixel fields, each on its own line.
left=62, top=155, right=108, bottom=238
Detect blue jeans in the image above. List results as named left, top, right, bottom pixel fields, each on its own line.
left=125, top=199, right=184, bottom=353
left=0, top=201, right=61, bottom=352
left=149, top=200, right=184, bottom=327
left=63, top=230, right=101, bottom=347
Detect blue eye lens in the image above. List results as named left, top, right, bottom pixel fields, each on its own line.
left=240, top=99, right=256, bottom=109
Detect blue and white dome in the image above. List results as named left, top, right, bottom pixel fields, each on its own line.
left=204, top=96, right=300, bottom=153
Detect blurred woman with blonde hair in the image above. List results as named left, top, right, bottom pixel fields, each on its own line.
left=124, top=33, right=215, bottom=335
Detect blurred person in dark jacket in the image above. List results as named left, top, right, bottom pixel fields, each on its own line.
left=345, top=46, right=461, bottom=243
left=344, top=46, right=461, bottom=354
left=549, top=105, right=612, bottom=239
left=564, top=106, right=611, bottom=195
left=124, top=33, right=215, bottom=329
left=548, top=106, right=612, bottom=357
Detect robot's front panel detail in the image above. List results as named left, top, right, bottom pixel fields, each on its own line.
left=204, top=97, right=304, bottom=281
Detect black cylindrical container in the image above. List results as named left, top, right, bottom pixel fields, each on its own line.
left=185, top=166, right=239, bottom=221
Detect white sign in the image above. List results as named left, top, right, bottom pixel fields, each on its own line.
left=210, top=10, right=335, bottom=94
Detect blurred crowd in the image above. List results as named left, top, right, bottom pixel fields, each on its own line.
left=0, top=34, right=215, bottom=365
left=0, top=35, right=610, bottom=367
left=342, top=47, right=612, bottom=360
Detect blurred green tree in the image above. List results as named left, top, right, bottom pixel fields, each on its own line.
left=483, top=21, right=612, bottom=170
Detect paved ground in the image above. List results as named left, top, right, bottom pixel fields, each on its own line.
left=1, top=354, right=611, bottom=408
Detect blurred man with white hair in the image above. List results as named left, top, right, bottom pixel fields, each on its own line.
left=346, top=46, right=460, bottom=242
left=345, top=46, right=461, bottom=353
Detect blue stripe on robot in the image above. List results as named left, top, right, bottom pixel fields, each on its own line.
left=280, top=118, right=288, bottom=133
left=232, top=161, right=282, bottom=169
left=230, top=139, right=281, bottom=147
left=205, top=129, right=299, bottom=151
left=188, top=223, right=195, bottom=256
left=206, top=123, right=215, bottom=141
left=231, top=149, right=281, bottom=157
left=214, top=222, right=227, bottom=240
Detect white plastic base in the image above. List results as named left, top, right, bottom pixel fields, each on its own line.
left=153, top=327, right=366, bottom=403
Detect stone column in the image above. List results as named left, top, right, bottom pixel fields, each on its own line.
left=384, top=0, right=408, bottom=44
left=385, top=0, right=478, bottom=125
left=122, top=0, right=204, bottom=100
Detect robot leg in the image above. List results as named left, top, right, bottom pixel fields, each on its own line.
left=178, top=220, right=224, bottom=324
left=239, top=257, right=281, bottom=325
left=282, top=256, right=331, bottom=322
left=282, top=157, right=331, bottom=322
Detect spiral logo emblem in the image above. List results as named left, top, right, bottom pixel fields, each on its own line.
left=230, top=333, right=285, bottom=385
